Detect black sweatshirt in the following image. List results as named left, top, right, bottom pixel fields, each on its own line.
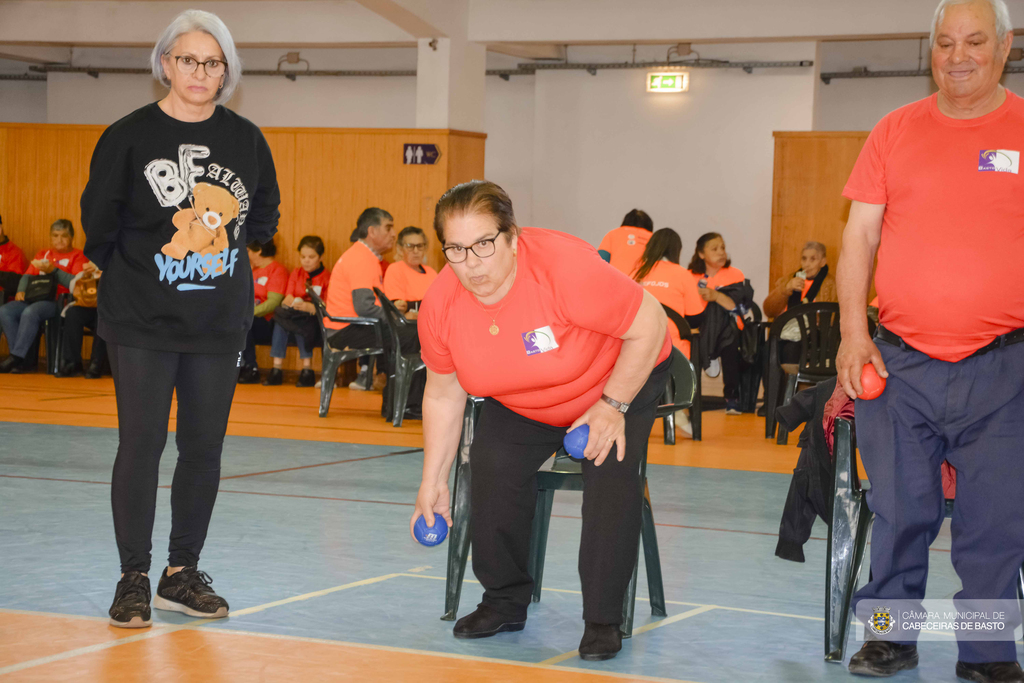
left=80, top=102, right=280, bottom=354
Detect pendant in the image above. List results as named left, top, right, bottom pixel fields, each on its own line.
left=489, top=324, right=499, bottom=336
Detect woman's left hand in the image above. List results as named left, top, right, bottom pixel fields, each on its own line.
left=568, top=399, right=626, bottom=466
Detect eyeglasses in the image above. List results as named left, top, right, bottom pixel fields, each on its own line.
left=402, top=242, right=427, bottom=252
left=170, top=54, right=227, bottom=78
left=442, top=236, right=498, bottom=263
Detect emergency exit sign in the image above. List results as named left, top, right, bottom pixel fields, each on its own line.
left=647, top=72, right=689, bottom=93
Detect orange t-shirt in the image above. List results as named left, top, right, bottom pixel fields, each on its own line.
left=598, top=226, right=651, bottom=276
left=27, top=248, right=89, bottom=296
left=0, top=239, right=27, bottom=275
left=383, top=260, right=438, bottom=303
left=637, top=260, right=703, bottom=356
left=285, top=265, right=331, bottom=301
left=325, top=241, right=382, bottom=331
left=689, top=265, right=745, bottom=314
left=844, top=92, right=1024, bottom=362
left=419, top=227, right=672, bottom=426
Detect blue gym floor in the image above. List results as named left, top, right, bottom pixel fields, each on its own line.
left=1, top=422, right=991, bottom=682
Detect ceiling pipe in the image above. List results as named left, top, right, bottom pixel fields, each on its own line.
left=821, top=65, right=1024, bottom=84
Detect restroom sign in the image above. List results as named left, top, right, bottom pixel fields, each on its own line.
left=404, top=144, right=441, bottom=165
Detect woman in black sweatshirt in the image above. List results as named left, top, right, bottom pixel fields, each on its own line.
left=80, top=9, right=280, bottom=629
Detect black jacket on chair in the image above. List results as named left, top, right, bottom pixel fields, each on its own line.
left=695, top=279, right=754, bottom=370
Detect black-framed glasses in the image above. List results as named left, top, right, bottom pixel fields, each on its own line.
left=401, top=242, right=427, bottom=252
left=170, top=54, right=227, bottom=78
left=442, top=236, right=498, bottom=263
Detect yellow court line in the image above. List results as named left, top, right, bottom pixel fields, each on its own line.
left=0, top=607, right=109, bottom=622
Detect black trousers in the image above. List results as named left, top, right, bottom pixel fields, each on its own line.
left=241, top=316, right=274, bottom=368
left=720, top=342, right=740, bottom=400
left=0, top=271, right=20, bottom=304
left=61, top=306, right=107, bottom=368
left=108, top=343, right=238, bottom=573
left=469, top=357, right=670, bottom=624
left=329, top=323, right=423, bottom=409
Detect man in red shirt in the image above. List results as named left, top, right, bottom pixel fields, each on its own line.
left=0, top=213, right=29, bottom=303
left=836, top=2, right=1024, bottom=679
left=597, top=209, right=653, bottom=276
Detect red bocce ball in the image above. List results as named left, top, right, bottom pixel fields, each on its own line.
left=858, top=363, right=886, bottom=400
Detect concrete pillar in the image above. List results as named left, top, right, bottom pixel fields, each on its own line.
left=415, top=33, right=485, bottom=131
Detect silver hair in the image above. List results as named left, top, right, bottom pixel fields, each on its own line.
left=930, top=0, right=1013, bottom=47
left=802, top=241, right=827, bottom=257
left=150, top=9, right=241, bottom=102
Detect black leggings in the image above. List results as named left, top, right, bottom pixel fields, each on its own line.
left=468, top=357, right=670, bottom=624
left=108, top=343, right=238, bottom=573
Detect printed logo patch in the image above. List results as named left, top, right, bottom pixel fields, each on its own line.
left=978, top=149, right=1020, bottom=174
left=257, top=276, right=269, bottom=286
left=522, top=326, right=559, bottom=356
left=312, top=285, right=323, bottom=295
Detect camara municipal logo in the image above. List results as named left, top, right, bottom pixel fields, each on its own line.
left=869, top=607, right=894, bottom=636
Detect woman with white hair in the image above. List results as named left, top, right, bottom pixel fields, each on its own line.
left=80, top=9, right=280, bottom=628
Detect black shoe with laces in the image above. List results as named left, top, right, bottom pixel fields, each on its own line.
left=956, top=661, right=1024, bottom=683
left=296, top=369, right=316, bottom=387
left=578, top=622, right=622, bottom=661
left=848, top=640, right=918, bottom=676
left=262, top=368, right=283, bottom=385
left=154, top=566, right=229, bottom=619
left=108, top=571, right=152, bottom=628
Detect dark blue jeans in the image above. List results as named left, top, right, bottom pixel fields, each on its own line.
left=0, top=300, right=58, bottom=359
left=852, top=337, right=1024, bottom=663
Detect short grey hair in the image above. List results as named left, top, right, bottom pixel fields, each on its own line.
left=802, top=241, right=826, bottom=257
left=930, top=0, right=1013, bottom=47
left=150, top=10, right=241, bottom=102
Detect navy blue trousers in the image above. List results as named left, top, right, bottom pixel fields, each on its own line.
left=852, top=337, right=1024, bottom=663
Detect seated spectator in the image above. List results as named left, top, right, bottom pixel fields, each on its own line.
left=348, top=216, right=393, bottom=390
left=598, top=208, right=653, bottom=275
left=0, top=219, right=88, bottom=373
left=762, top=241, right=837, bottom=364
left=264, top=235, right=331, bottom=387
left=326, top=208, right=422, bottom=416
left=56, top=262, right=108, bottom=378
left=687, top=232, right=747, bottom=415
left=0, top=213, right=29, bottom=304
left=383, top=226, right=438, bottom=320
left=238, top=239, right=288, bottom=384
left=633, top=227, right=703, bottom=436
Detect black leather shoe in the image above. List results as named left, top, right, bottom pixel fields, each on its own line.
left=956, top=661, right=1024, bottom=683
left=84, top=363, right=103, bottom=379
left=579, top=622, right=622, bottom=661
left=0, top=355, right=24, bottom=374
left=453, top=605, right=525, bottom=639
left=237, top=365, right=260, bottom=384
left=849, top=641, right=918, bottom=676
left=296, top=369, right=315, bottom=387
left=262, top=368, right=283, bottom=386
left=7, top=356, right=29, bottom=374
left=55, top=363, right=83, bottom=378
left=404, top=405, right=422, bottom=421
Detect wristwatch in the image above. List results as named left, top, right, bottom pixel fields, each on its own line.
left=600, top=394, right=630, bottom=414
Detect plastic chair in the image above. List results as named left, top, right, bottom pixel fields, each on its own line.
left=764, top=302, right=841, bottom=444
left=442, top=350, right=696, bottom=637
left=306, top=284, right=385, bottom=418
left=372, top=287, right=426, bottom=427
left=662, top=305, right=702, bottom=441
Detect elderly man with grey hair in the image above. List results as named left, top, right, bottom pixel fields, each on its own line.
left=836, top=0, right=1024, bottom=680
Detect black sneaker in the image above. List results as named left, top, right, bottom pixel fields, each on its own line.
left=848, top=640, right=918, bottom=676
left=956, top=661, right=1024, bottom=683
left=262, top=368, right=283, bottom=385
left=154, top=566, right=229, bottom=619
left=296, top=369, right=316, bottom=387
left=108, top=571, right=152, bottom=628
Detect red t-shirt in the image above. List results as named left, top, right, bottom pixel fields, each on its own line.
left=419, top=227, right=672, bottom=426
left=252, top=260, right=289, bottom=320
left=325, top=241, right=383, bottom=331
left=0, top=239, right=28, bottom=275
left=599, top=226, right=651, bottom=276
left=844, top=91, right=1024, bottom=362
left=637, top=260, right=703, bottom=356
left=27, top=248, right=88, bottom=296
left=285, top=265, right=331, bottom=301
left=689, top=265, right=745, bottom=314
left=384, top=260, right=439, bottom=303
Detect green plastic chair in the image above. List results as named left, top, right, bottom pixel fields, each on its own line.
left=442, top=348, right=696, bottom=637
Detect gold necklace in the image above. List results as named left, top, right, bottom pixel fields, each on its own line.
left=478, top=262, right=516, bottom=336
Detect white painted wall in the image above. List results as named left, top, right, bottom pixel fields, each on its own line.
left=484, top=74, right=535, bottom=225
left=0, top=81, right=47, bottom=123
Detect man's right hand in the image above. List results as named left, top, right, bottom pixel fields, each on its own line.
left=836, top=332, right=888, bottom=399
left=410, top=481, right=452, bottom=541
left=787, top=277, right=806, bottom=293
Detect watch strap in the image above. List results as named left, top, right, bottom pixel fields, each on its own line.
left=601, top=394, right=630, bottom=414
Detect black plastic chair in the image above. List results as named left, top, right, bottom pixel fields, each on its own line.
left=372, top=287, right=426, bottom=428
left=306, top=284, right=385, bottom=418
left=443, top=349, right=696, bottom=637
left=662, top=305, right=702, bottom=441
left=765, top=302, right=841, bottom=444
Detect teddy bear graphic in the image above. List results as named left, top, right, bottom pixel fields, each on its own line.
left=160, top=182, right=240, bottom=264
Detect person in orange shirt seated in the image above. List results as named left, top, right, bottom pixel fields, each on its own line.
left=762, top=241, right=838, bottom=364
left=383, top=226, right=438, bottom=320
left=0, top=219, right=88, bottom=373
left=597, top=209, right=653, bottom=276
left=264, top=235, right=331, bottom=387
left=238, top=239, right=288, bottom=384
left=413, top=181, right=670, bottom=661
left=687, top=231, right=746, bottom=415
left=0, top=213, right=29, bottom=304
left=633, top=227, right=702, bottom=436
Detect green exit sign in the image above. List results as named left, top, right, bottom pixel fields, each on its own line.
left=647, top=72, right=689, bottom=93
